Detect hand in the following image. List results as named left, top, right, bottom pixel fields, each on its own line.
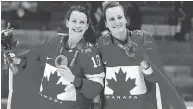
left=4, top=53, right=21, bottom=64
left=140, top=61, right=153, bottom=75
left=91, top=103, right=101, bottom=109
left=3, top=52, right=19, bottom=74
left=12, top=57, right=21, bottom=64
left=140, top=61, right=150, bottom=69
left=56, top=65, right=75, bottom=82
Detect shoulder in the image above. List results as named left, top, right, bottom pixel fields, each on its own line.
left=45, top=33, right=68, bottom=45
left=81, top=42, right=96, bottom=54
left=131, top=30, right=150, bottom=38
left=79, top=42, right=101, bottom=60
left=130, top=30, right=153, bottom=45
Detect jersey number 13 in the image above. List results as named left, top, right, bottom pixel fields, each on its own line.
left=91, top=55, right=101, bottom=68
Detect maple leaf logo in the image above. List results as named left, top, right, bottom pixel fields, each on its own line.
left=107, top=68, right=136, bottom=96
left=41, top=71, right=66, bottom=98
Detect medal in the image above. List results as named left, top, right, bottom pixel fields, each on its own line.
left=125, top=41, right=138, bottom=57
left=55, top=55, right=68, bottom=67
left=55, top=35, right=84, bottom=68
left=113, top=30, right=139, bottom=58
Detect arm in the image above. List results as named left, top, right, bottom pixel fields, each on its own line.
left=10, top=36, right=50, bottom=73
left=76, top=46, right=105, bottom=99
left=91, top=94, right=102, bottom=109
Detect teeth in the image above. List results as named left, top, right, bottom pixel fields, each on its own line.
left=73, top=29, right=81, bottom=32
left=113, top=25, right=122, bottom=28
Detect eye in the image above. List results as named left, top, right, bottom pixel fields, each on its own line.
left=71, top=20, right=76, bottom=23
left=80, top=21, right=85, bottom=24
left=118, top=16, right=123, bottom=20
left=109, top=17, right=115, bottom=22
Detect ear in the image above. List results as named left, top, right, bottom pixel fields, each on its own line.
left=65, top=20, right=69, bottom=28
left=105, top=22, right=108, bottom=28
left=85, top=23, right=89, bottom=30
left=126, top=17, right=130, bottom=26
left=126, top=16, right=130, bottom=24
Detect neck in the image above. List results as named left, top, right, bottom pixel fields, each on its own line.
left=68, top=34, right=83, bottom=49
left=112, top=28, right=127, bottom=41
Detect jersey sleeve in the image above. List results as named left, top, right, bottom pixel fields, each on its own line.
left=79, top=45, right=105, bottom=99
left=17, top=36, right=51, bottom=72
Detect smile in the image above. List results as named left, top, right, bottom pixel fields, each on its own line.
left=73, top=29, right=82, bottom=32
left=113, top=25, right=122, bottom=28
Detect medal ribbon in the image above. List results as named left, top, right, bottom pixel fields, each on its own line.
left=112, top=31, right=138, bottom=57
left=57, top=36, right=84, bottom=67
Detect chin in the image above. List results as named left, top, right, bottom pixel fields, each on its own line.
left=114, top=28, right=124, bottom=34
left=72, top=32, right=82, bottom=35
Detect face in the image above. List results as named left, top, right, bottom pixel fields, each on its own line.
left=105, top=6, right=127, bottom=35
left=66, top=11, right=89, bottom=37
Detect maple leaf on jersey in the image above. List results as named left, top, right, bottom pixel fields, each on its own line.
left=107, top=68, right=136, bottom=96
left=41, top=71, right=66, bottom=98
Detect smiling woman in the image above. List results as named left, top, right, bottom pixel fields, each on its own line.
left=96, top=1, right=187, bottom=109
left=5, top=5, right=105, bottom=109
left=104, top=5, right=127, bottom=41
left=66, top=10, right=89, bottom=44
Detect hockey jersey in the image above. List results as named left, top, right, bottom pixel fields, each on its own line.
left=8, top=46, right=45, bottom=109
left=98, top=30, right=186, bottom=109
left=38, top=35, right=105, bottom=109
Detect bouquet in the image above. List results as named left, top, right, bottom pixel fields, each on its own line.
left=1, top=23, right=19, bottom=74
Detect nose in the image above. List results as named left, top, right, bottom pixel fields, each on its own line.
left=114, top=18, right=121, bottom=24
left=75, top=22, right=81, bottom=28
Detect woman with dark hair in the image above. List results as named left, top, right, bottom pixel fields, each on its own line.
left=96, top=1, right=186, bottom=109
left=38, top=5, right=105, bottom=109
left=5, top=5, right=105, bottom=109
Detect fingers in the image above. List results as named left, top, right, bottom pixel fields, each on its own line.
left=56, top=65, right=69, bottom=75
left=12, top=57, right=21, bottom=64
left=140, top=61, right=150, bottom=69
left=140, top=61, right=153, bottom=75
left=57, top=69, right=65, bottom=75
left=58, top=65, right=70, bottom=70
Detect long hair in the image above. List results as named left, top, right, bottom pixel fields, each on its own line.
left=65, top=5, right=96, bottom=44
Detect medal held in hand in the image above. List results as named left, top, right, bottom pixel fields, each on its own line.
left=1, top=23, right=19, bottom=74
left=55, top=43, right=82, bottom=68
left=55, top=55, right=68, bottom=67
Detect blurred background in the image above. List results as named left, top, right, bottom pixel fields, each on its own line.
left=1, top=1, right=193, bottom=109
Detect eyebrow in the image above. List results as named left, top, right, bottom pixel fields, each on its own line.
left=118, top=14, right=123, bottom=16
left=80, top=20, right=86, bottom=22
left=71, top=17, right=86, bottom=21
left=107, top=17, right=113, bottom=20
left=107, top=14, right=123, bottom=19
left=71, top=18, right=77, bottom=20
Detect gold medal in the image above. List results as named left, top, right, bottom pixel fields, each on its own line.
left=55, top=55, right=68, bottom=67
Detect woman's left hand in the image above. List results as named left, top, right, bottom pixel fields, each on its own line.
left=56, top=65, right=75, bottom=82
left=140, top=61, right=153, bottom=75
left=140, top=61, right=150, bottom=69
